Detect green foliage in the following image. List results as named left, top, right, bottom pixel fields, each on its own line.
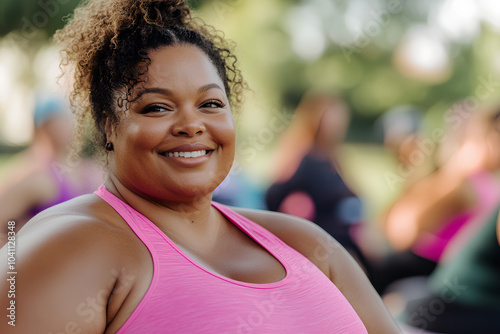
left=2, top=0, right=499, bottom=143
left=0, top=0, right=81, bottom=38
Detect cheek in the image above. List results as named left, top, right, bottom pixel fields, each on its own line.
left=213, top=114, right=235, bottom=147
left=222, top=121, right=236, bottom=146
left=213, top=117, right=236, bottom=171
left=216, top=121, right=236, bottom=187
left=118, top=120, right=161, bottom=151
left=222, top=120, right=236, bottom=155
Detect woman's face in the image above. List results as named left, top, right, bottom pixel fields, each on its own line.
left=315, top=102, right=349, bottom=148
left=107, top=44, right=235, bottom=203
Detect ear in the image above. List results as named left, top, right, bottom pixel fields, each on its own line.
left=105, top=116, right=115, bottom=143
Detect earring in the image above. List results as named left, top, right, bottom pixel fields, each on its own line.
left=105, top=142, right=114, bottom=151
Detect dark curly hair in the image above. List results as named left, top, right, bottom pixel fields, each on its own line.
left=54, top=0, right=245, bottom=160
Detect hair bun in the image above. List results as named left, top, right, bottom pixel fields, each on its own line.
left=138, top=0, right=191, bottom=28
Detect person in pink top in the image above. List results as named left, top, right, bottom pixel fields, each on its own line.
left=372, top=107, right=500, bottom=294
left=0, top=0, right=399, bottom=333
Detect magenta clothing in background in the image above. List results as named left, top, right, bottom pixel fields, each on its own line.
left=413, top=171, right=500, bottom=262
left=95, top=185, right=368, bottom=334
left=29, top=165, right=81, bottom=217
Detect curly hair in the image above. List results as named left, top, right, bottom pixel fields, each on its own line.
left=54, top=0, right=246, bottom=160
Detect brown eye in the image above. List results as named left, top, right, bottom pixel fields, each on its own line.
left=141, top=105, right=168, bottom=114
left=201, top=100, right=225, bottom=109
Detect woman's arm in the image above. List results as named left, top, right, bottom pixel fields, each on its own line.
left=383, top=174, right=474, bottom=250
left=0, top=168, right=58, bottom=246
left=0, top=214, right=118, bottom=334
left=234, top=207, right=401, bottom=334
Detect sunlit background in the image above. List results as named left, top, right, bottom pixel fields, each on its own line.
left=2, top=0, right=500, bottom=217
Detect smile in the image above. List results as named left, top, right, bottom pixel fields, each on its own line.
left=165, top=150, right=207, bottom=158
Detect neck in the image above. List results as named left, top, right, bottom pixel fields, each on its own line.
left=104, top=174, right=219, bottom=244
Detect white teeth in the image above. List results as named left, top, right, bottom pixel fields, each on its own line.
left=166, top=150, right=207, bottom=158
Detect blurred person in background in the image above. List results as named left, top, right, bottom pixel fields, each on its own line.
left=0, top=94, right=103, bottom=246
left=378, top=105, right=432, bottom=190
left=265, top=91, right=369, bottom=270
left=371, top=106, right=500, bottom=295
left=398, top=202, right=500, bottom=334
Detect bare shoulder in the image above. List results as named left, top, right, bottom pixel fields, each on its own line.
left=13, top=193, right=148, bottom=280
left=0, top=194, right=146, bottom=333
left=231, top=207, right=343, bottom=278
left=233, top=207, right=401, bottom=334
left=17, top=193, right=139, bottom=258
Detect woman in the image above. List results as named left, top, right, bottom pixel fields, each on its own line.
left=0, top=1, right=399, bottom=333
left=372, top=108, right=500, bottom=294
left=265, top=92, right=368, bottom=268
left=399, top=204, right=500, bottom=334
left=0, top=95, right=102, bottom=247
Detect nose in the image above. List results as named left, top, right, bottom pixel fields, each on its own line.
left=171, top=108, right=206, bottom=137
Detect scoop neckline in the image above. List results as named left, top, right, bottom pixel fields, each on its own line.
left=147, top=201, right=292, bottom=289
left=99, top=186, right=292, bottom=289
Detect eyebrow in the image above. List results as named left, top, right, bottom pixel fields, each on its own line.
left=198, top=83, right=224, bottom=93
left=135, top=83, right=224, bottom=99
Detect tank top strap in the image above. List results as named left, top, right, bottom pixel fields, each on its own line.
left=94, top=185, right=160, bottom=254
left=211, top=201, right=290, bottom=254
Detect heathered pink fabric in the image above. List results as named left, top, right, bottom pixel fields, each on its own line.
left=95, top=185, right=368, bottom=334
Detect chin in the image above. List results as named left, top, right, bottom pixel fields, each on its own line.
left=141, top=170, right=229, bottom=202
left=181, top=172, right=228, bottom=195
left=170, top=181, right=220, bottom=200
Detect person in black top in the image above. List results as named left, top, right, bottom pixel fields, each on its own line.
left=265, top=92, right=367, bottom=268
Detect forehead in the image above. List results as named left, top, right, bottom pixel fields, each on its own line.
left=144, top=44, right=224, bottom=89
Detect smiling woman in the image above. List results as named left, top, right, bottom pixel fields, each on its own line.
left=0, top=1, right=399, bottom=333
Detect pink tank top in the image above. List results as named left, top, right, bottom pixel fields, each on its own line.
left=95, top=186, right=368, bottom=333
